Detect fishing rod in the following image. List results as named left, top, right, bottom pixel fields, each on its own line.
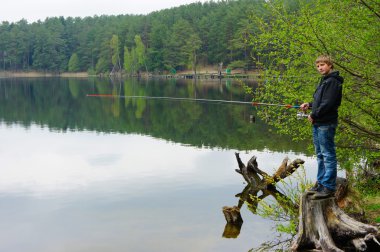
left=86, top=94, right=301, bottom=109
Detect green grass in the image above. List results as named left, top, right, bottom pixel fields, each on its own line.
left=367, top=203, right=380, bottom=211
left=363, top=195, right=380, bottom=224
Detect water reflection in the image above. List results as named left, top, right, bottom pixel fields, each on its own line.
left=0, top=125, right=212, bottom=196
left=0, top=77, right=316, bottom=251
left=0, top=122, right=318, bottom=251
left=0, top=77, right=305, bottom=152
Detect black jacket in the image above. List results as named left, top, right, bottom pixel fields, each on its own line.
left=309, top=71, right=343, bottom=125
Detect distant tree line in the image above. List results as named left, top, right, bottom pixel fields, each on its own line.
left=0, top=0, right=266, bottom=74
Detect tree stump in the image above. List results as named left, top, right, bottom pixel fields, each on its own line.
left=291, top=192, right=380, bottom=252
left=222, top=206, right=243, bottom=238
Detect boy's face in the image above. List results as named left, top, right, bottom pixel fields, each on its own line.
left=316, top=62, right=333, bottom=76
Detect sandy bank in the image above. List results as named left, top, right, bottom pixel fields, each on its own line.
left=0, top=71, right=89, bottom=78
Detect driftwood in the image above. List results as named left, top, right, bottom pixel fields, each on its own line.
left=292, top=192, right=380, bottom=252
left=222, top=153, right=304, bottom=238
left=234, top=153, right=305, bottom=187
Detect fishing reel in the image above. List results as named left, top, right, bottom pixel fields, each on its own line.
left=296, top=111, right=309, bottom=120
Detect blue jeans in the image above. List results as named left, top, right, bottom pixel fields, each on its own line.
left=312, top=124, right=337, bottom=191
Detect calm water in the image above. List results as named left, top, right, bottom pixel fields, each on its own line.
left=0, top=77, right=319, bottom=252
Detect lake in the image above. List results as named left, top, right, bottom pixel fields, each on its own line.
left=0, top=77, right=320, bottom=252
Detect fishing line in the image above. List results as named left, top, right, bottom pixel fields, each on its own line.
left=86, top=94, right=301, bottom=109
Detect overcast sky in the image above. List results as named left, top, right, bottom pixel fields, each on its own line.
left=0, top=0, right=209, bottom=23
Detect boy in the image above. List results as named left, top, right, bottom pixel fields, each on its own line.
left=300, top=55, right=344, bottom=199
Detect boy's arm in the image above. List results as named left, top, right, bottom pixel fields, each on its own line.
left=310, top=80, right=341, bottom=119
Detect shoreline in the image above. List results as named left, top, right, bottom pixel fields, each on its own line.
left=0, top=71, right=90, bottom=78
left=0, top=69, right=261, bottom=79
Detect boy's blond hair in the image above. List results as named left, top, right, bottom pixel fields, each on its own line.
left=315, top=55, right=334, bottom=69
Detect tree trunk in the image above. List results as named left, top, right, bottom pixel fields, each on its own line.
left=222, top=206, right=243, bottom=238
left=291, top=192, right=380, bottom=252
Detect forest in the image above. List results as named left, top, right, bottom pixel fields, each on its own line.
left=0, top=0, right=265, bottom=74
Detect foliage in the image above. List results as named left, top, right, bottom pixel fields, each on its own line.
left=254, top=165, right=309, bottom=231
left=249, top=165, right=312, bottom=251
left=95, top=57, right=109, bottom=74
left=228, top=60, right=247, bottom=70
left=110, top=34, right=121, bottom=69
left=68, top=53, right=80, bottom=72
left=357, top=176, right=380, bottom=197
left=123, top=35, right=146, bottom=75
left=123, top=47, right=133, bottom=74
left=0, top=0, right=265, bottom=73
left=185, top=32, right=202, bottom=74
left=31, top=18, right=68, bottom=72
left=134, top=35, right=147, bottom=72
left=363, top=195, right=380, bottom=224
left=164, top=18, right=195, bottom=70
left=247, top=0, right=380, bottom=173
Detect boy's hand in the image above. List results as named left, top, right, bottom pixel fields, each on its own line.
left=300, top=103, right=309, bottom=111
left=307, top=115, right=314, bottom=123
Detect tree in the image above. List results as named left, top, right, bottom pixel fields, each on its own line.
left=68, top=53, right=80, bottom=72
left=95, top=37, right=112, bottom=74
left=0, top=22, right=11, bottom=70
left=31, top=18, right=68, bottom=72
left=123, top=46, right=133, bottom=74
left=110, top=34, right=121, bottom=74
left=185, top=32, right=202, bottom=75
left=134, top=35, right=148, bottom=73
left=248, top=0, right=380, bottom=169
left=147, top=22, right=168, bottom=72
left=163, top=18, right=202, bottom=71
left=8, top=20, right=32, bottom=70
left=95, top=57, right=109, bottom=74
left=230, top=19, right=256, bottom=71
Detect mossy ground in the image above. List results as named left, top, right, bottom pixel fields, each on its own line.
left=363, top=194, right=380, bottom=224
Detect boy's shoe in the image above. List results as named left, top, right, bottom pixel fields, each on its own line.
left=312, top=186, right=336, bottom=199
left=306, top=182, right=322, bottom=195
